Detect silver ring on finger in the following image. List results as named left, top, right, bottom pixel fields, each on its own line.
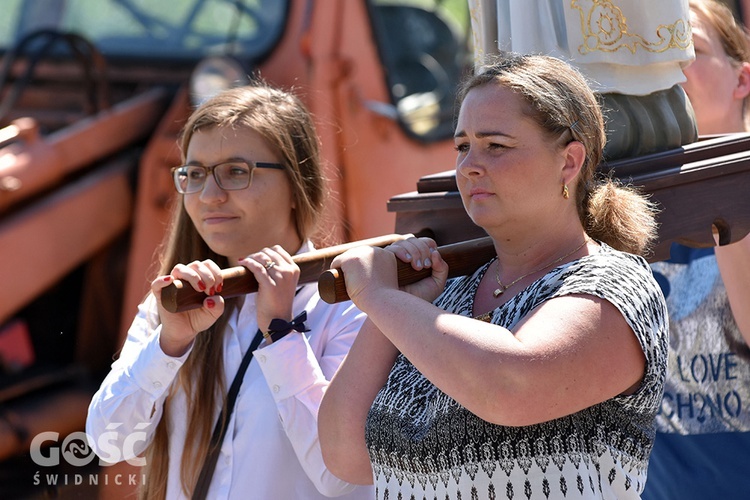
left=264, top=260, right=276, bottom=270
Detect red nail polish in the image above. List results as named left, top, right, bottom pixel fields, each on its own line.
left=217, top=283, right=223, bottom=293
left=198, top=281, right=206, bottom=291
left=209, top=286, right=215, bottom=296
left=163, top=276, right=172, bottom=282
left=206, top=298, right=215, bottom=309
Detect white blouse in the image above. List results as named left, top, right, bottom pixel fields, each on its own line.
left=87, top=276, right=373, bottom=499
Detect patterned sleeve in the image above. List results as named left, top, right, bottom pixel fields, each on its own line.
left=552, top=248, right=669, bottom=405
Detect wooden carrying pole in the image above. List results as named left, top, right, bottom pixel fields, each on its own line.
left=317, top=236, right=496, bottom=304
left=161, top=233, right=418, bottom=313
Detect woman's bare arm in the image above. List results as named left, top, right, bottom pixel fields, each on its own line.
left=355, top=288, right=645, bottom=426
left=332, top=240, right=647, bottom=427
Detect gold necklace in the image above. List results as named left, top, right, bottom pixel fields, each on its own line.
left=493, top=239, right=589, bottom=298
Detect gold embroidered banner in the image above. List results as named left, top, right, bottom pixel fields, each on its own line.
left=469, top=0, right=695, bottom=94
left=569, top=0, right=692, bottom=58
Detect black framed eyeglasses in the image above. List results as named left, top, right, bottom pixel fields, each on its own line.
left=171, top=160, right=285, bottom=194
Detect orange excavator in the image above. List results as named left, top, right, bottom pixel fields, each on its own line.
left=1, top=1, right=749, bottom=498
left=0, top=1, right=472, bottom=497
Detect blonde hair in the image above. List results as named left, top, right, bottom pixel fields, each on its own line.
left=139, top=82, right=325, bottom=499
left=459, top=53, right=658, bottom=255
left=689, top=0, right=750, bottom=121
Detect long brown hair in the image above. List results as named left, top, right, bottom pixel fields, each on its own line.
left=139, top=82, right=325, bottom=499
left=459, top=53, right=658, bottom=256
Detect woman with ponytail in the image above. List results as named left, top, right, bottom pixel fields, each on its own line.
left=320, top=53, right=669, bottom=500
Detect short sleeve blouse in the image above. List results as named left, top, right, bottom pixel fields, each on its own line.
left=365, top=243, right=669, bottom=500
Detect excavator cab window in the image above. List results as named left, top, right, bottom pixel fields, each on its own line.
left=3, top=0, right=289, bottom=63
left=368, top=0, right=473, bottom=142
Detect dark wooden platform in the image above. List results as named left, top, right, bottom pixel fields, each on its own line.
left=388, top=134, right=750, bottom=262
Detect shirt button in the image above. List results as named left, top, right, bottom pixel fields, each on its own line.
left=224, top=456, right=231, bottom=465
left=167, top=361, right=175, bottom=370
left=153, top=381, right=162, bottom=389
left=258, top=355, right=266, bottom=363
left=272, top=385, right=280, bottom=393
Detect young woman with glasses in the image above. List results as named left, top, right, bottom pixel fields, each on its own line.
left=86, top=83, right=373, bottom=500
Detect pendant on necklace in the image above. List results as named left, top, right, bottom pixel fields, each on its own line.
left=493, top=288, right=504, bottom=298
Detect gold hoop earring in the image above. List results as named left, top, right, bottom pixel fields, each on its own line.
left=562, top=184, right=569, bottom=199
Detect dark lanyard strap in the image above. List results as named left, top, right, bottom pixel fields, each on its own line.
left=192, top=288, right=305, bottom=499
left=192, top=327, right=264, bottom=500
